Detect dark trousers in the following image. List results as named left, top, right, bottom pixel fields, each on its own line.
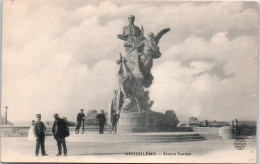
left=75, top=121, right=84, bottom=132
left=56, top=137, right=67, bottom=155
left=99, top=123, right=105, bottom=134
left=35, top=136, right=46, bottom=156
left=112, top=122, right=117, bottom=133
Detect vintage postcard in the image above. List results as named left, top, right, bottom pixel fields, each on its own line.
left=1, top=0, right=258, bottom=163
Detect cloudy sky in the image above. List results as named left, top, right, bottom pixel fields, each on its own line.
left=2, top=0, right=258, bottom=123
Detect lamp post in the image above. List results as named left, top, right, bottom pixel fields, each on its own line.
left=4, top=106, right=8, bottom=125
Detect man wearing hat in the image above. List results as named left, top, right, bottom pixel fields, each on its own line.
left=75, top=109, right=86, bottom=134
left=52, top=113, right=68, bottom=156
left=33, top=114, right=48, bottom=156
left=96, top=110, right=106, bottom=134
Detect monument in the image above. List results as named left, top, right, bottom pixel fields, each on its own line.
left=109, top=15, right=170, bottom=132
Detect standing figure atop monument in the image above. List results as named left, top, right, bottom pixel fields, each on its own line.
left=117, top=15, right=143, bottom=51
left=108, top=90, right=121, bottom=119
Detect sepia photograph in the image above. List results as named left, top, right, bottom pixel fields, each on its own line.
left=1, top=0, right=258, bottom=163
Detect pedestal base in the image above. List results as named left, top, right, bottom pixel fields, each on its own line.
left=118, top=112, right=147, bottom=133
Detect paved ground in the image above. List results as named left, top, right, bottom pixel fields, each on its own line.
left=1, top=132, right=257, bottom=163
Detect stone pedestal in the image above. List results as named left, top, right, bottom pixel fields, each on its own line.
left=125, top=50, right=144, bottom=102
left=117, top=48, right=148, bottom=132
left=119, top=49, right=146, bottom=113
left=125, top=50, right=142, bottom=77
left=118, top=112, right=147, bottom=133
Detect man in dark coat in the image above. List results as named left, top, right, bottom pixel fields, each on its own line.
left=111, top=110, right=120, bottom=133
left=33, top=114, right=48, bottom=156
left=96, top=110, right=106, bottom=134
left=52, top=113, right=69, bottom=156
left=75, top=109, right=86, bottom=134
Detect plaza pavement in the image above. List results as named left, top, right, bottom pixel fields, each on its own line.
left=1, top=132, right=257, bottom=163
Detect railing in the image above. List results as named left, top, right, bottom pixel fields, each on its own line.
left=1, top=126, right=30, bottom=137
left=1, top=125, right=112, bottom=137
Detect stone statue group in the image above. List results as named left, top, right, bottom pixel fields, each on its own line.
left=117, top=15, right=170, bottom=88
left=110, top=15, right=170, bottom=115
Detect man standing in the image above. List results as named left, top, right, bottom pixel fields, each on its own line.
left=33, top=114, right=48, bottom=156
left=52, top=113, right=69, bottom=156
left=111, top=110, right=120, bottom=133
left=75, top=109, right=86, bottom=134
left=96, top=110, right=106, bottom=134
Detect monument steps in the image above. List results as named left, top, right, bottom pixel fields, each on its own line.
left=67, top=132, right=205, bottom=143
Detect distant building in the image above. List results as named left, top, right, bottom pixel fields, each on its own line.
left=177, top=117, right=202, bottom=127
left=208, top=121, right=230, bottom=127
left=86, top=110, right=98, bottom=125
left=1, top=115, right=13, bottom=126
left=85, top=110, right=108, bottom=125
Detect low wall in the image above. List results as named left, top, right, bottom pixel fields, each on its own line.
left=1, top=126, right=30, bottom=137
left=1, top=125, right=112, bottom=137
left=192, top=127, right=221, bottom=139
